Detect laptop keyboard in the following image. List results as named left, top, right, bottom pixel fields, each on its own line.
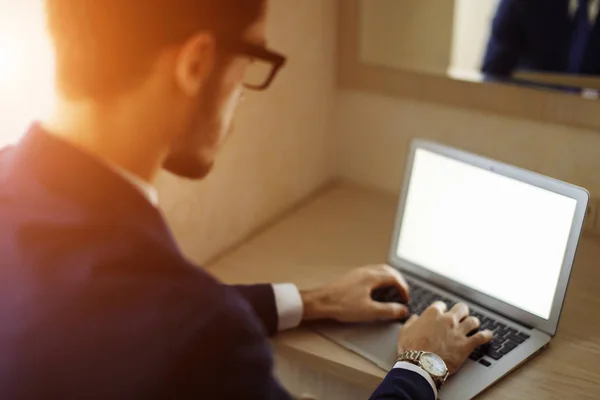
left=372, top=279, right=531, bottom=366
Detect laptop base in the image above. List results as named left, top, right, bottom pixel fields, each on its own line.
left=312, top=318, right=550, bottom=399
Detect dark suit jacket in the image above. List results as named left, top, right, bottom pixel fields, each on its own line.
left=0, top=125, right=434, bottom=400
left=482, top=0, right=600, bottom=76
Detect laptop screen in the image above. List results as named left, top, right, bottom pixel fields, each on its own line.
left=396, top=148, right=578, bottom=320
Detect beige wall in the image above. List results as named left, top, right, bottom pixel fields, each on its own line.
left=359, top=0, right=455, bottom=75
left=157, top=0, right=338, bottom=264
left=450, top=0, right=499, bottom=79
left=336, top=89, right=600, bottom=197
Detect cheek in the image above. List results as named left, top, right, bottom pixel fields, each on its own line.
left=216, top=60, right=248, bottom=137
left=218, top=86, right=242, bottom=140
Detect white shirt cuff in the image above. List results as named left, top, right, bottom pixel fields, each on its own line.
left=393, top=362, right=438, bottom=399
left=272, top=283, right=304, bottom=331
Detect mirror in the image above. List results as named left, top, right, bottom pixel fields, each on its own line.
left=359, top=0, right=600, bottom=97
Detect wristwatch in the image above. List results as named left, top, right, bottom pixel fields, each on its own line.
left=396, top=350, right=449, bottom=390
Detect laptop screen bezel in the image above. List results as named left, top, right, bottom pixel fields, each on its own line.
left=388, top=139, right=589, bottom=337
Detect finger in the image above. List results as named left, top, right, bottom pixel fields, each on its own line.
left=448, top=303, right=470, bottom=322
left=469, top=330, right=494, bottom=348
left=369, top=265, right=410, bottom=302
left=459, top=316, right=480, bottom=335
left=403, top=314, right=419, bottom=328
left=426, top=301, right=448, bottom=315
left=371, top=301, right=409, bottom=321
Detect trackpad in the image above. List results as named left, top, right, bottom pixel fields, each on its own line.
left=315, top=322, right=403, bottom=371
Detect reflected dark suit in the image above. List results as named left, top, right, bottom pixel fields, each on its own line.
left=483, top=0, right=600, bottom=76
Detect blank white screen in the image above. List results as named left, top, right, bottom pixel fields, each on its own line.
left=397, top=149, right=577, bottom=320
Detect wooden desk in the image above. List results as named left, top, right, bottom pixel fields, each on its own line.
left=207, top=183, right=600, bottom=400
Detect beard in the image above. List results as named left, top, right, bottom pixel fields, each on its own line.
left=162, top=64, right=228, bottom=180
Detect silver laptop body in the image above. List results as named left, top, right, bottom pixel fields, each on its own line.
left=315, top=139, right=589, bottom=399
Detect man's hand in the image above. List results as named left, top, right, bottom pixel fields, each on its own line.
left=301, top=265, right=410, bottom=323
left=397, top=301, right=493, bottom=374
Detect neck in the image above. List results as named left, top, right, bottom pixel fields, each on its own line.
left=42, top=96, right=167, bottom=184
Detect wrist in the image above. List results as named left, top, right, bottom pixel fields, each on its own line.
left=393, top=361, right=439, bottom=399
left=300, top=288, right=333, bottom=321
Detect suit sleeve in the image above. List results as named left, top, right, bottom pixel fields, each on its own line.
left=163, top=288, right=293, bottom=400
left=370, top=369, right=436, bottom=400
left=232, top=284, right=279, bottom=336
left=481, top=0, right=524, bottom=76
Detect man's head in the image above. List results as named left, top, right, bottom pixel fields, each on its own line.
left=45, top=0, right=285, bottom=179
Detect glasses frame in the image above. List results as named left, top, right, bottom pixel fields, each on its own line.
left=221, top=40, right=288, bottom=91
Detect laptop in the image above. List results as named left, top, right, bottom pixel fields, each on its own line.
left=314, top=139, right=589, bottom=399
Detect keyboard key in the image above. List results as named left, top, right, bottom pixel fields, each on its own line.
left=491, top=343, right=502, bottom=350
left=495, top=329, right=509, bottom=337
left=500, top=342, right=518, bottom=355
left=517, top=332, right=531, bottom=340
left=426, top=294, right=437, bottom=301
left=497, top=322, right=507, bottom=329
left=487, top=351, right=503, bottom=360
left=507, top=328, right=518, bottom=335
left=479, top=359, right=491, bottom=367
left=504, top=341, right=518, bottom=349
left=507, top=334, right=525, bottom=344
left=469, top=352, right=483, bottom=361
left=492, top=337, right=506, bottom=345
left=481, top=322, right=496, bottom=331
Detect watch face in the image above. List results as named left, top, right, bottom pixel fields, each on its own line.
left=421, top=353, right=448, bottom=378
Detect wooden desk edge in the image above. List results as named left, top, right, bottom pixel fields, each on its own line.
left=272, top=329, right=386, bottom=390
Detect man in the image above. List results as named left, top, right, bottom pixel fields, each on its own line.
left=483, top=0, right=600, bottom=77
left=0, top=1, right=492, bottom=399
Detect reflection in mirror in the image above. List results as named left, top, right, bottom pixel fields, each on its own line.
left=359, top=0, right=600, bottom=97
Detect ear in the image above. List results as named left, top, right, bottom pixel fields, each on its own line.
left=174, top=32, right=216, bottom=96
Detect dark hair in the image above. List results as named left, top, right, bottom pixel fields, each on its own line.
left=46, top=0, right=266, bottom=100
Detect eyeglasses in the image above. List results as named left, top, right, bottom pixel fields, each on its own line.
left=222, top=40, right=287, bottom=91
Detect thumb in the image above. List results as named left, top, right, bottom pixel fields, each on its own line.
left=372, top=301, right=409, bottom=321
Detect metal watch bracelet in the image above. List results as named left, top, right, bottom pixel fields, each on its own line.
left=396, top=350, right=446, bottom=390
